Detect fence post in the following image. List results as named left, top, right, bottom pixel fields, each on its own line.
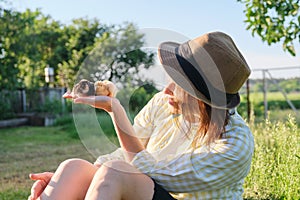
left=263, top=70, right=268, bottom=120
left=266, top=71, right=299, bottom=117
left=21, top=89, right=26, bottom=113
left=61, top=87, right=66, bottom=113
left=246, top=79, right=251, bottom=122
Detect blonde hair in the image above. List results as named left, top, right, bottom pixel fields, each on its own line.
left=173, top=85, right=229, bottom=148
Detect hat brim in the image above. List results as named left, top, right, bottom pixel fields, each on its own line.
left=158, top=41, right=240, bottom=109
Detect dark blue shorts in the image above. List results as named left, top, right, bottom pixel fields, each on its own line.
left=152, top=179, right=177, bottom=200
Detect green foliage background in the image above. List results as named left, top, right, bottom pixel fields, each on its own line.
left=0, top=7, right=154, bottom=90
left=238, top=0, right=300, bottom=56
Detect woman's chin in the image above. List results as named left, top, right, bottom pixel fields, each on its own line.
left=168, top=101, right=180, bottom=114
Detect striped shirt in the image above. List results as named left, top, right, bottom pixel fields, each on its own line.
left=95, top=92, right=254, bottom=199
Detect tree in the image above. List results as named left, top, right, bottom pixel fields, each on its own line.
left=57, top=18, right=107, bottom=89
left=18, top=10, right=65, bottom=88
left=0, top=8, right=65, bottom=89
left=75, top=23, right=155, bottom=90
left=0, top=5, right=154, bottom=91
left=58, top=22, right=155, bottom=90
left=0, top=8, right=23, bottom=89
left=238, top=0, right=300, bottom=56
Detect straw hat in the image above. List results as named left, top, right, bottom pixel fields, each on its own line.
left=158, top=31, right=251, bottom=109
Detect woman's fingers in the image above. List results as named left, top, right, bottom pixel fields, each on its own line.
left=62, top=92, right=73, bottom=99
left=74, top=96, right=113, bottom=112
left=29, top=172, right=54, bottom=182
left=73, top=96, right=96, bottom=104
left=28, top=172, right=53, bottom=200
left=29, top=179, right=48, bottom=200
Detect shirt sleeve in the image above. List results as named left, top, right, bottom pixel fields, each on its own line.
left=131, top=114, right=254, bottom=193
left=94, top=148, right=125, bottom=165
left=132, top=92, right=165, bottom=147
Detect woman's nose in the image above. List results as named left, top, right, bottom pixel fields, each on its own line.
left=163, top=83, right=175, bottom=95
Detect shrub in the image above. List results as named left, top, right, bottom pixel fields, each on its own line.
left=0, top=91, right=18, bottom=120
left=33, top=98, right=64, bottom=116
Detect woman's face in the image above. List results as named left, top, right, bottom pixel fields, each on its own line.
left=163, top=82, right=201, bottom=121
left=163, top=82, right=182, bottom=113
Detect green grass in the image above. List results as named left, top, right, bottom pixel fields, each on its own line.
left=0, top=120, right=95, bottom=199
left=238, top=92, right=300, bottom=123
left=245, top=91, right=300, bottom=102
left=0, top=113, right=299, bottom=199
left=243, top=117, right=300, bottom=199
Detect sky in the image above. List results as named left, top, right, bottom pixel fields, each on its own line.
left=9, top=0, right=300, bottom=79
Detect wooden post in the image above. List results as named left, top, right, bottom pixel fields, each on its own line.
left=22, top=89, right=26, bottom=113
left=246, top=79, right=251, bottom=122
left=263, top=70, right=268, bottom=120
left=61, top=87, right=66, bottom=113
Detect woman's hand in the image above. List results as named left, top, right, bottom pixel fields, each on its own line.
left=73, top=96, right=118, bottom=112
left=62, top=92, right=73, bottom=99
left=28, top=172, right=54, bottom=200
left=63, top=90, right=119, bottom=113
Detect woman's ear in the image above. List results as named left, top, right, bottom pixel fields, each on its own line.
left=163, top=82, right=176, bottom=96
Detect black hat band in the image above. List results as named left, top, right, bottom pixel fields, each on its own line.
left=174, top=45, right=237, bottom=106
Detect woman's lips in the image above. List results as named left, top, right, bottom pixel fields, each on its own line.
left=168, top=97, right=177, bottom=107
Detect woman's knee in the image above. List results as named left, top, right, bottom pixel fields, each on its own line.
left=89, top=160, right=138, bottom=188
left=88, top=160, right=154, bottom=199
left=58, top=158, right=92, bottom=171
left=92, top=160, right=127, bottom=183
left=85, top=161, right=126, bottom=199
left=41, top=159, right=98, bottom=200
left=53, top=158, right=98, bottom=186
left=53, top=158, right=98, bottom=185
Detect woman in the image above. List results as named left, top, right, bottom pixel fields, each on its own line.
left=28, top=31, right=254, bottom=200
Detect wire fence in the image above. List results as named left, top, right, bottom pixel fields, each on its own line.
left=1, top=66, right=299, bottom=122
left=246, top=66, right=300, bottom=120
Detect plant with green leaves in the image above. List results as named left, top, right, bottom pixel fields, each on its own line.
left=0, top=5, right=154, bottom=91
left=0, top=8, right=69, bottom=89
left=238, top=0, right=300, bottom=56
left=56, top=18, right=107, bottom=89
left=244, top=116, right=300, bottom=199
left=74, top=22, right=155, bottom=90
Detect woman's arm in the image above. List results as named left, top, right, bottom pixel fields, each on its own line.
left=78, top=93, right=162, bottom=165
left=74, top=96, right=144, bottom=161
left=109, top=101, right=145, bottom=160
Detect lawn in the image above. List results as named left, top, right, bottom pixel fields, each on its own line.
left=238, top=92, right=300, bottom=123
left=0, top=113, right=299, bottom=199
left=246, top=92, right=300, bottom=102
left=243, top=117, right=300, bottom=199
left=0, top=118, right=95, bottom=199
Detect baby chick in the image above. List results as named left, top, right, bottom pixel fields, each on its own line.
left=94, top=80, right=117, bottom=97
left=63, top=79, right=117, bottom=99
left=71, top=79, right=95, bottom=98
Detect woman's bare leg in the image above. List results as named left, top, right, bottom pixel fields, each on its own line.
left=40, top=158, right=98, bottom=200
left=85, top=160, right=154, bottom=200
